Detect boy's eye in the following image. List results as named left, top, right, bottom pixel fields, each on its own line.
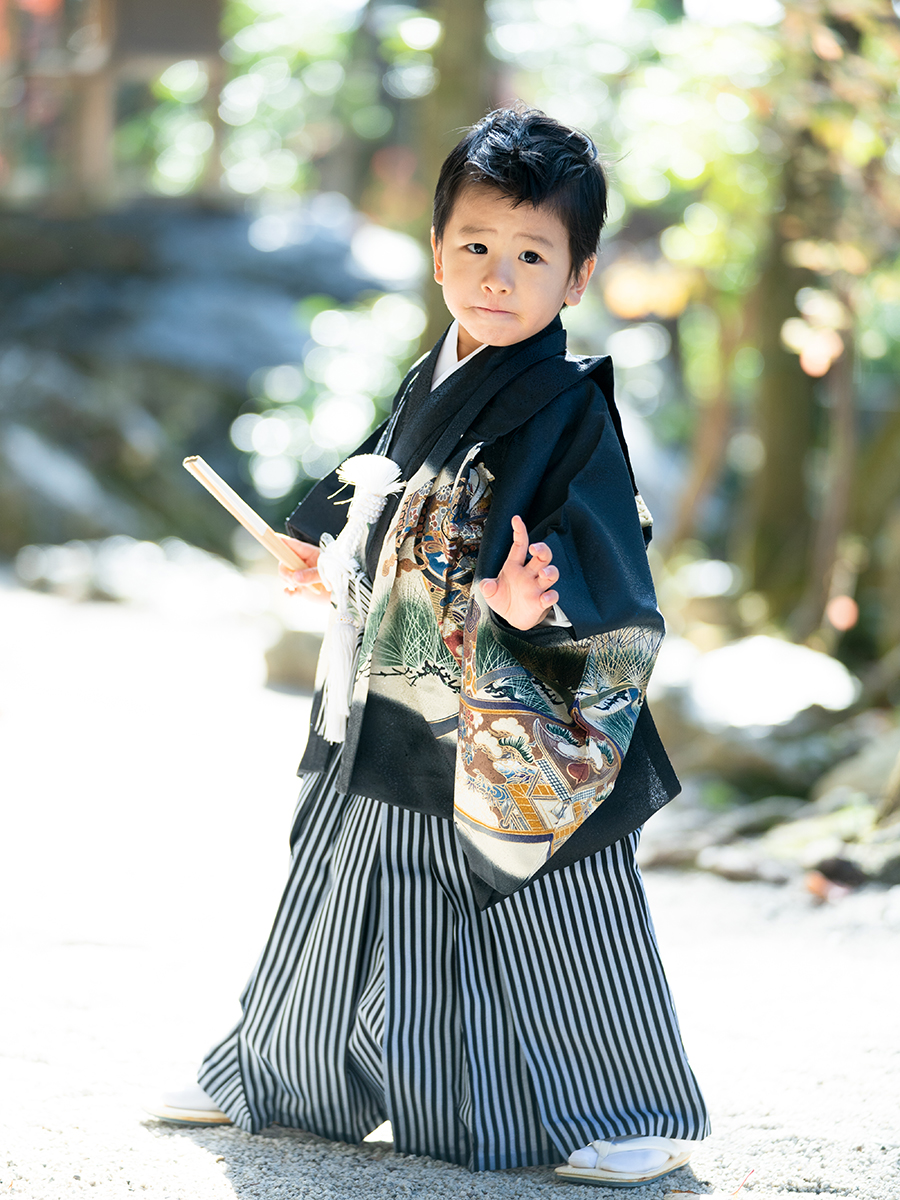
left=519, top=250, right=542, bottom=265
left=465, top=243, right=488, bottom=255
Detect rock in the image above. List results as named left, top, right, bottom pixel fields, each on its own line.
left=651, top=634, right=860, bottom=730
left=755, top=793, right=900, bottom=886
left=650, top=685, right=882, bottom=798
left=0, top=207, right=400, bottom=389
left=761, top=799, right=876, bottom=867
left=706, top=795, right=807, bottom=839
left=638, top=787, right=719, bottom=868
left=641, top=777, right=898, bottom=887
left=648, top=636, right=874, bottom=797
left=638, top=790, right=806, bottom=870
left=811, top=724, right=900, bottom=804
left=688, top=635, right=860, bottom=726
left=810, top=857, right=870, bottom=887
left=877, top=757, right=900, bottom=824
left=0, top=200, right=420, bottom=555
left=654, top=715, right=857, bottom=795
left=802, top=784, right=872, bottom=815
left=849, top=821, right=900, bottom=886
left=695, top=841, right=795, bottom=884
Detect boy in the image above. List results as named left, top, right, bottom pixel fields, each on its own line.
left=149, top=107, right=709, bottom=1188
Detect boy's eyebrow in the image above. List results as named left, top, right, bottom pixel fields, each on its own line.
left=457, top=223, right=556, bottom=249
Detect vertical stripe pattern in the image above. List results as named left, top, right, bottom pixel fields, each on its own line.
left=198, top=756, right=388, bottom=1143
left=199, top=764, right=709, bottom=1170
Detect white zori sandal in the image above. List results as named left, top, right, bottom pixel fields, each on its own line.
left=143, top=1082, right=233, bottom=1126
left=555, top=1135, right=692, bottom=1188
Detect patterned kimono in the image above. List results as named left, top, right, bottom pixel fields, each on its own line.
left=198, top=317, right=708, bottom=1168
left=291, top=316, right=679, bottom=907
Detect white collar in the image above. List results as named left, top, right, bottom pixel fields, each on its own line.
left=430, top=320, right=487, bottom=391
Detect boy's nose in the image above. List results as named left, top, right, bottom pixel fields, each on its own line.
left=481, top=257, right=514, bottom=293
left=482, top=274, right=512, bottom=294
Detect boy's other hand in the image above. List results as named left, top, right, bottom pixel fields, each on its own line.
left=481, top=515, right=559, bottom=631
left=277, top=535, right=331, bottom=599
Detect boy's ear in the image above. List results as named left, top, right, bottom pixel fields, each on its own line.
left=431, top=227, right=444, bottom=285
left=564, top=255, right=597, bottom=308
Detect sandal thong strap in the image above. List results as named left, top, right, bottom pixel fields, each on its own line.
left=590, top=1136, right=679, bottom=1163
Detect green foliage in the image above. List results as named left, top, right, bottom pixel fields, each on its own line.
left=6, top=0, right=900, bottom=668
left=230, top=291, right=426, bottom=506
left=110, top=0, right=446, bottom=204
left=496, top=0, right=900, bottom=650
left=376, top=592, right=460, bottom=675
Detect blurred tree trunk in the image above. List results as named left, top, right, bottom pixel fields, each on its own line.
left=850, top=404, right=900, bottom=657
left=876, top=746, right=900, bottom=826
left=416, top=0, right=492, bottom=351
left=67, top=71, right=115, bottom=210
left=315, top=5, right=382, bottom=206
left=666, top=309, right=741, bottom=550
left=791, top=336, right=856, bottom=641
left=199, top=56, right=226, bottom=200
left=851, top=405, right=900, bottom=536
left=740, top=207, right=816, bottom=620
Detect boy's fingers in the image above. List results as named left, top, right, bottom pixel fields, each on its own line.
left=280, top=563, right=310, bottom=582
left=540, top=565, right=559, bottom=584
left=540, top=589, right=559, bottom=608
left=481, top=577, right=498, bottom=598
left=507, top=516, right=529, bottom=566
left=277, top=534, right=319, bottom=568
left=528, top=541, right=552, bottom=563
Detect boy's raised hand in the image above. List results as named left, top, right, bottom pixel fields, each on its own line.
left=481, top=515, right=560, bottom=631
left=277, top=534, right=331, bottom=599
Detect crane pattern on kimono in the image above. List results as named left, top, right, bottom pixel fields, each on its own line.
left=472, top=723, right=607, bottom=830
left=464, top=712, right=622, bottom=831
left=454, top=599, right=662, bottom=863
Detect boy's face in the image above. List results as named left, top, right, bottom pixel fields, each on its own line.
left=431, top=183, right=595, bottom=359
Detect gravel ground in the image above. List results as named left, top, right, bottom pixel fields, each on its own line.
left=1, top=578, right=898, bottom=1199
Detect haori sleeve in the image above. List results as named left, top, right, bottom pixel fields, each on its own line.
left=477, top=376, right=662, bottom=642
left=454, top=381, right=667, bottom=903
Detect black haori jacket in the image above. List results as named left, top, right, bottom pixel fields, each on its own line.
left=286, top=316, right=680, bottom=909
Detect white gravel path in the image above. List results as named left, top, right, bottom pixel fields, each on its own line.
left=1, top=578, right=898, bottom=1199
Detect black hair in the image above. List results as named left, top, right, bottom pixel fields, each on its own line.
left=432, top=106, right=608, bottom=280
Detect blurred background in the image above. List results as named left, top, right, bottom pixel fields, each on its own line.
left=3, top=0, right=900, bottom=898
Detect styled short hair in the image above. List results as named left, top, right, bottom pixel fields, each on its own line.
left=432, top=106, right=608, bottom=279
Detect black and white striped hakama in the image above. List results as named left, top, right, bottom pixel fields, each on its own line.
left=198, top=756, right=709, bottom=1171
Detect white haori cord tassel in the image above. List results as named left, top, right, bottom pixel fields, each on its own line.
left=314, top=453, right=404, bottom=744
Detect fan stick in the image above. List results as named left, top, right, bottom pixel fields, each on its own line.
left=183, top=455, right=306, bottom=570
